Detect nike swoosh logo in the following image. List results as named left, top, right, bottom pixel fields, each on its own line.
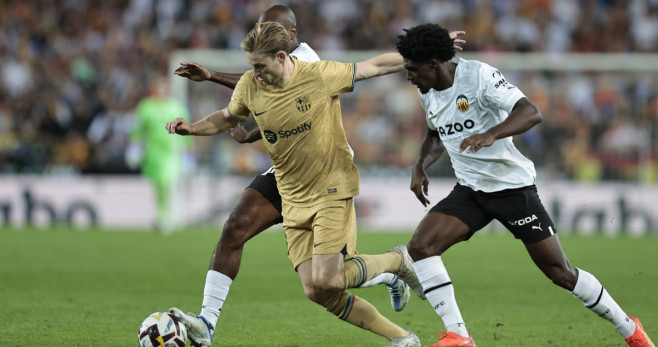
left=313, top=242, right=327, bottom=248
left=254, top=111, right=267, bottom=117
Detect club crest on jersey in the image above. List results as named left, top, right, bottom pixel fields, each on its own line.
left=263, top=130, right=278, bottom=144
left=296, top=96, right=311, bottom=112
left=456, top=94, right=469, bottom=112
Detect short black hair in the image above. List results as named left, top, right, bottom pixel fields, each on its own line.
left=396, top=23, right=455, bottom=63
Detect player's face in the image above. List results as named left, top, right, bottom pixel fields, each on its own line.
left=404, top=59, right=435, bottom=94
left=246, top=51, right=286, bottom=86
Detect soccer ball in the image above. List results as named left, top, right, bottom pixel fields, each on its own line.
left=138, top=312, right=187, bottom=347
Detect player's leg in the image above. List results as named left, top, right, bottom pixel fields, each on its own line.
left=290, top=199, right=420, bottom=345
left=149, top=161, right=183, bottom=234
left=211, top=187, right=281, bottom=278
left=201, top=172, right=282, bottom=324
left=170, top=174, right=283, bottom=346
left=406, top=185, right=487, bottom=346
left=297, top=256, right=418, bottom=345
left=497, top=186, right=653, bottom=346
left=319, top=199, right=421, bottom=300
left=408, top=212, right=477, bottom=346
left=525, top=235, right=653, bottom=346
left=149, top=177, right=170, bottom=233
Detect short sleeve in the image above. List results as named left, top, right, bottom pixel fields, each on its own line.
left=227, top=75, right=252, bottom=122
left=479, top=64, right=526, bottom=113
left=316, top=61, right=356, bottom=97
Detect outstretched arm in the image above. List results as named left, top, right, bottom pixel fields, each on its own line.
left=165, top=107, right=239, bottom=136
left=354, top=53, right=405, bottom=81
left=174, top=62, right=243, bottom=89
left=411, top=128, right=445, bottom=206
left=459, top=97, right=542, bottom=153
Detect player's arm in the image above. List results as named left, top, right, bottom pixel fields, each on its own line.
left=411, top=128, right=445, bottom=207
left=165, top=107, right=239, bottom=136
left=354, top=53, right=405, bottom=81
left=459, top=97, right=542, bottom=153
left=175, top=62, right=243, bottom=89
left=227, top=123, right=263, bottom=143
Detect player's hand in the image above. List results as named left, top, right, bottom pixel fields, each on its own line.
left=174, top=62, right=212, bottom=82
left=410, top=166, right=431, bottom=207
left=227, top=124, right=250, bottom=143
left=449, top=30, right=466, bottom=51
left=459, top=133, right=495, bottom=153
left=165, top=118, right=192, bottom=135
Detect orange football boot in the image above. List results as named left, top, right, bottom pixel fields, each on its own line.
left=625, top=316, right=655, bottom=347
left=425, top=331, right=475, bottom=347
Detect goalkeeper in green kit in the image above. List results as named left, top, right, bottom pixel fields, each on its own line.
left=126, top=75, right=193, bottom=233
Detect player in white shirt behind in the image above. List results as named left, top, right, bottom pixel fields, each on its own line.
left=395, top=23, right=654, bottom=347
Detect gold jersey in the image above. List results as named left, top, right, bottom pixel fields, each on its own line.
left=228, top=58, right=358, bottom=207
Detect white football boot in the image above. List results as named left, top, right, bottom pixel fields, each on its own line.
left=387, top=331, right=421, bottom=347
left=389, top=245, right=426, bottom=300
left=169, top=307, right=214, bottom=347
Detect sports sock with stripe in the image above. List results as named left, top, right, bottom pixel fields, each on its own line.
left=414, top=256, right=469, bottom=337
left=200, top=270, right=232, bottom=329
left=359, top=273, right=398, bottom=288
left=570, top=268, right=636, bottom=338
left=344, top=252, right=401, bottom=288
left=324, top=291, right=409, bottom=340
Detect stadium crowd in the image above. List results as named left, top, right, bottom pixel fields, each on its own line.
left=0, top=0, right=657, bottom=181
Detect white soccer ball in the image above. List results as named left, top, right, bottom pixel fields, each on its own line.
left=138, top=312, right=187, bottom=347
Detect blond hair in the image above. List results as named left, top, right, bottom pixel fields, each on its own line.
left=241, top=22, right=290, bottom=56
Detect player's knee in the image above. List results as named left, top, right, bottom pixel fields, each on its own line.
left=221, top=215, right=252, bottom=246
left=302, top=285, right=340, bottom=307
left=312, top=274, right=344, bottom=293
left=407, top=238, right=438, bottom=261
left=547, top=265, right=578, bottom=290
left=302, top=285, right=322, bottom=304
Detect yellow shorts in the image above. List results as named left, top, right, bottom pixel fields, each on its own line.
left=282, top=198, right=358, bottom=269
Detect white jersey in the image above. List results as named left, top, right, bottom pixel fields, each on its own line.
left=290, top=42, right=320, bottom=62
left=419, top=58, right=536, bottom=192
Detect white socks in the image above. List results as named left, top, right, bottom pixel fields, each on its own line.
left=413, top=256, right=469, bottom=337
left=200, top=270, right=232, bottom=329
left=570, top=268, right=636, bottom=338
left=359, top=273, right=398, bottom=288
left=571, top=268, right=635, bottom=338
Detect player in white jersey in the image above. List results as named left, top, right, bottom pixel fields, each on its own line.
left=395, top=23, right=654, bottom=347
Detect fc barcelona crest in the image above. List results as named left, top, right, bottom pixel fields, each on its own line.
left=456, top=94, right=469, bottom=111
left=296, top=96, right=311, bottom=112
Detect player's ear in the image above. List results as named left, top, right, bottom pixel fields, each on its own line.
left=277, top=51, right=287, bottom=62
left=428, top=58, right=440, bottom=68
left=289, top=26, right=298, bottom=40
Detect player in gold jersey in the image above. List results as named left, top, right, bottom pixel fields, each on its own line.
left=166, top=21, right=421, bottom=347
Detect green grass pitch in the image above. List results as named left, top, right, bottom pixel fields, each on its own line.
left=0, top=227, right=656, bottom=346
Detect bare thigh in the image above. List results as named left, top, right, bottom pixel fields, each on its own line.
left=210, top=188, right=282, bottom=277
left=524, top=234, right=578, bottom=290
left=407, top=212, right=472, bottom=261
